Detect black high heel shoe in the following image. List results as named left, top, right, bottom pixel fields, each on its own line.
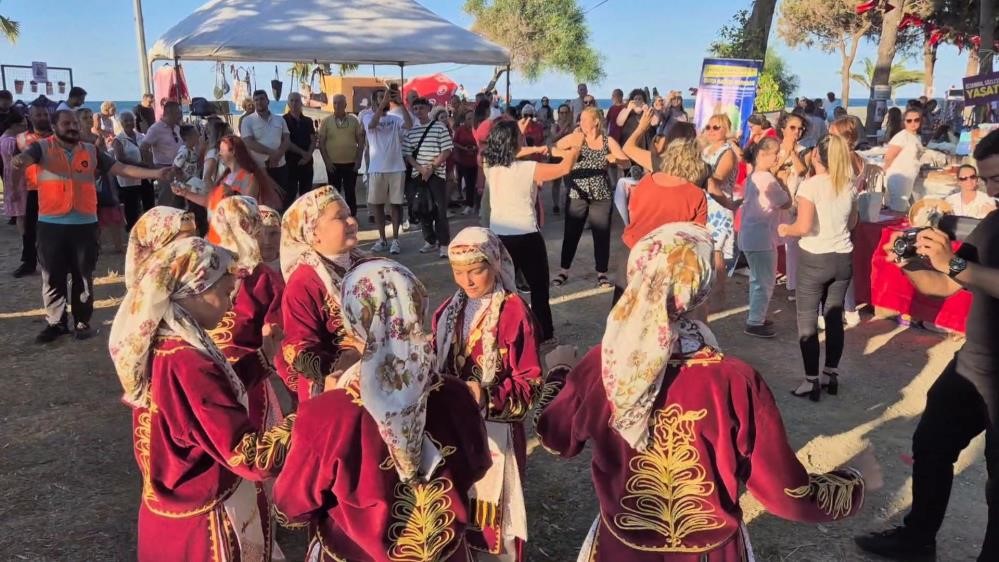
left=791, top=378, right=821, bottom=402
left=822, top=370, right=839, bottom=396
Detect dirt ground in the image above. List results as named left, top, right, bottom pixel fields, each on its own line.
left=0, top=205, right=988, bottom=561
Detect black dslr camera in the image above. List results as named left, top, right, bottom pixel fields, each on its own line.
left=892, top=214, right=981, bottom=260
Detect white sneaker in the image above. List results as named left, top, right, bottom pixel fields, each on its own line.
left=817, top=315, right=826, bottom=331
left=419, top=242, right=438, bottom=254
left=462, top=206, right=474, bottom=216
left=402, top=220, right=411, bottom=231
left=371, top=239, right=388, bottom=252
left=845, top=310, right=861, bottom=327
left=390, top=240, right=401, bottom=255
left=438, top=247, right=448, bottom=259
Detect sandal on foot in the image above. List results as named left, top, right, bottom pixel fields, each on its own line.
left=551, top=272, right=569, bottom=287
left=791, top=377, right=821, bottom=402
left=596, top=273, right=613, bottom=288
left=821, top=369, right=840, bottom=395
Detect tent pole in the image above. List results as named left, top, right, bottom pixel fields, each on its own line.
left=399, top=63, right=405, bottom=92
left=505, top=64, right=511, bottom=109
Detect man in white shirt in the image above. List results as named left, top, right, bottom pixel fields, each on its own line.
left=239, top=89, right=290, bottom=206
left=363, top=87, right=412, bottom=254
left=56, top=87, right=86, bottom=112
left=569, top=83, right=588, bottom=123
left=826, top=92, right=843, bottom=123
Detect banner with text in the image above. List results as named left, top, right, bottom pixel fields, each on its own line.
left=963, top=71, right=999, bottom=107
left=693, top=58, right=763, bottom=146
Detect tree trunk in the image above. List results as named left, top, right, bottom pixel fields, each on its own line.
left=923, top=36, right=937, bottom=98
left=745, top=0, right=778, bottom=60
left=979, top=0, right=995, bottom=75
left=864, top=2, right=905, bottom=134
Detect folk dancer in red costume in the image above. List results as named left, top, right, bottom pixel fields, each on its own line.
left=432, top=226, right=542, bottom=561
left=273, top=259, right=492, bottom=561
left=122, top=206, right=196, bottom=290
left=279, top=186, right=365, bottom=402
left=109, top=237, right=293, bottom=561
left=536, top=223, right=880, bottom=561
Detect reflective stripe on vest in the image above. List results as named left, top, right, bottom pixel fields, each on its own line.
left=35, top=138, right=99, bottom=217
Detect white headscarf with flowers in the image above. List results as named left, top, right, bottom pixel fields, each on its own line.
left=602, top=223, right=719, bottom=451
left=109, top=237, right=245, bottom=410
left=434, top=226, right=517, bottom=385
left=124, top=207, right=197, bottom=290
left=340, top=259, right=438, bottom=482
left=211, top=195, right=262, bottom=275
left=280, top=185, right=361, bottom=295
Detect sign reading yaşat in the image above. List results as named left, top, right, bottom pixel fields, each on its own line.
left=962, top=71, right=999, bottom=106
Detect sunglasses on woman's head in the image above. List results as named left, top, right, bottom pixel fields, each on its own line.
left=706, top=125, right=723, bottom=131
left=584, top=100, right=595, bottom=106
left=959, top=174, right=979, bottom=181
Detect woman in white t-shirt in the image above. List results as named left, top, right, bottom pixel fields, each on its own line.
left=883, top=108, right=925, bottom=211
left=482, top=120, right=579, bottom=341
left=112, top=111, right=152, bottom=231
left=945, top=164, right=997, bottom=219
left=778, top=135, right=859, bottom=402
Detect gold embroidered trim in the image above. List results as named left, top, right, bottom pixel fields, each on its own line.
left=291, top=349, right=326, bottom=385
left=612, top=404, right=725, bottom=552
left=380, top=434, right=455, bottom=471
left=142, top=478, right=242, bottom=519
left=152, top=344, right=195, bottom=356
left=783, top=471, right=862, bottom=520
left=134, top=402, right=157, bottom=502
left=227, top=414, right=296, bottom=471
left=208, top=506, right=222, bottom=562
left=315, top=531, right=348, bottom=561
left=387, top=478, right=456, bottom=562
left=485, top=377, right=541, bottom=423
left=273, top=505, right=309, bottom=529
left=207, top=310, right=236, bottom=346
left=667, top=349, right=725, bottom=367
left=531, top=367, right=569, bottom=428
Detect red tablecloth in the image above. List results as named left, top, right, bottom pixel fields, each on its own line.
left=855, top=221, right=972, bottom=333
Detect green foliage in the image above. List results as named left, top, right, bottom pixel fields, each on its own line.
left=289, top=63, right=360, bottom=84
left=710, top=10, right=755, bottom=59
left=755, top=73, right=785, bottom=112
left=1, top=5, right=19, bottom=44
left=846, top=57, right=925, bottom=94
left=711, top=10, right=797, bottom=112
left=464, top=0, right=603, bottom=82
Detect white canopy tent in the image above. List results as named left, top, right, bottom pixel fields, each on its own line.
left=148, top=0, right=510, bottom=67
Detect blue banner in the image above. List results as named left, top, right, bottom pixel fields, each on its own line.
left=693, top=58, right=763, bottom=146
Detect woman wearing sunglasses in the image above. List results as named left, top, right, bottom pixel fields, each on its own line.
left=945, top=164, right=997, bottom=219
left=700, top=114, right=741, bottom=308
left=883, top=108, right=925, bottom=211
left=774, top=113, right=809, bottom=301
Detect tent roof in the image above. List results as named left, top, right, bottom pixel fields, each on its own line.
left=148, top=0, right=510, bottom=67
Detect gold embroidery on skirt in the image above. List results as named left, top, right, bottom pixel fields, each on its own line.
left=613, top=404, right=725, bottom=551
left=134, top=402, right=157, bottom=501
left=387, top=478, right=456, bottom=562
left=784, top=472, right=861, bottom=520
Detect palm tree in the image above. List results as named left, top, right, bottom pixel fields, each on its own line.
left=846, top=57, right=925, bottom=96
left=1, top=7, right=20, bottom=44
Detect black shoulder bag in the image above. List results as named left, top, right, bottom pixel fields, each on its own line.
left=410, top=123, right=436, bottom=216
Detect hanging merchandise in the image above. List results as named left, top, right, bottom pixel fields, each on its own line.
left=250, top=67, right=257, bottom=92
left=45, top=82, right=53, bottom=95
left=153, top=64, right=192, bottom=120
left=232, top=66, right=251, bottom=104
left=30, top=81, right=38, bottom=93
left=57, top=81, right=66, bottom=94
left=309, top=66, right=328, bottom=105
left=213, top=61, right=230, bottom=100
left=271, top=65, right=283, bottom=101
left=14, top=79, right=24, bottom=94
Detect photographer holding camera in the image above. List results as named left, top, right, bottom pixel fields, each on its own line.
left=856, top=129, right=999, bottom=561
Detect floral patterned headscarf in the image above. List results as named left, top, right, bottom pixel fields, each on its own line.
left=340, top=259, right=436, bottom=482
left=109, top=237, right=244, bottom=410
left=211, top=195, right=262, bottom=275
left=280, top=186, right=359, bottom=295
left=602, top=223, right=718, bottom=451
left=124, top=207, right=196, bottom=289
left=434, top=226, right=517, bottom=385
left=259, top=205, right=281, bottom=228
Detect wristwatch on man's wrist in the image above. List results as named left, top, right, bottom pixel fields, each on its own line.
left=947, top=256, right=968, bottom=278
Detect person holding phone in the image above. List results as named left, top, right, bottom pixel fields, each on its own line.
left=363, top=85, right=412, bottom=254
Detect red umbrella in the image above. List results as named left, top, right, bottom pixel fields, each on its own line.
left=402, top=73, right=457, bottom=108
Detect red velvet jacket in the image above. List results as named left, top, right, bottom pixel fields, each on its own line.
left=132, top=336, right=294, bottom=519
left=536, top=346, right=865, bottom=560
left=280, top=264, right=349, bottom=403
left=272, top=377, right=492, bottom=562
left=209, top=263, right=285, bottom=428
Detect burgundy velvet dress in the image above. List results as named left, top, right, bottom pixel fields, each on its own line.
left=272, top=376, right=492, bottom=561
left=536, top=346, right=866, bottom=561
left=209, top=263, right=285, bottom=429
left=432, top=293, right=542, bottom=559
left=133, top=336, right=294, bottom=561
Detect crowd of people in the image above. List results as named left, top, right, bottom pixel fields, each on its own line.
left=1, top=79, right=998, bottom=562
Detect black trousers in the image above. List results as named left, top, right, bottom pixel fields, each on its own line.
left=119, top=181, right=156, bottom=231
left=287, top=160, right=314, bottom=204
left=36, top=222, right=99, bottom=327
left=499, top=232, right=553, bottom=340
left=419, top=175, right=451, bottom=247
left=267, top=165, right=290, bottom=210
left=457, top=164, right=478, bottom=208
left=21, top=190, right=38, bottom=269
left=560, top=197, right=613, bottom=273
left=795, top=249, right=852, bottom=376
left=905, top=356, right=999, bottom=560
left=329, top=163, right=358, bottom=216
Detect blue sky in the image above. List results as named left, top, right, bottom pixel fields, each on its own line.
left=0, top=0, right=972, bottom=103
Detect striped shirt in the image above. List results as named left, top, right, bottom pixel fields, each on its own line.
left=402, top=120, right=453, bottom=179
